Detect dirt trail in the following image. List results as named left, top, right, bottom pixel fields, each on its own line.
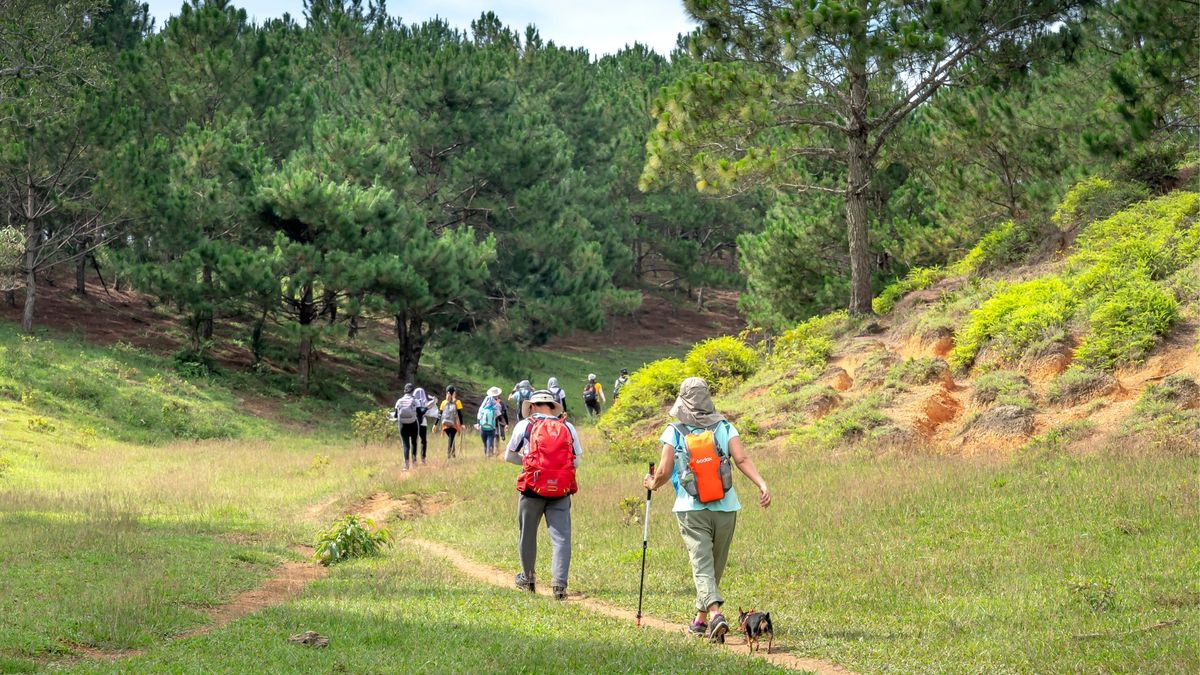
left=408, top=537, right=853, bottom=675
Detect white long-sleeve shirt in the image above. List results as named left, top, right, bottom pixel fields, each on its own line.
left=505, top=414, right=583, bottom=468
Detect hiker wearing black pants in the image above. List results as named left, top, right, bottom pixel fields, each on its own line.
left=505, top=390, right=583, bottom=601
left=394, top=384, right=421, bottom=471
left=413, top=386, right=433, bottom=464
left=439, top=386, right=464, bottom=459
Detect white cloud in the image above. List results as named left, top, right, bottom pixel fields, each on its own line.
left=146, top=0, right=695, bottom=57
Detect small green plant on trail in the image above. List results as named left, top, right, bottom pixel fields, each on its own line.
left=873, top=266, right=946, bottom=315
left=0, top=455, right=10, bottom=478
left=1069, top=576, right=1118, bottom=612
left=351, top=410, right=395, bottom=445
left=309, top=453, right=331, bottom=473
left=619, top=496, right=642, bottom=526
left=315, top=515, right=391, bottom=566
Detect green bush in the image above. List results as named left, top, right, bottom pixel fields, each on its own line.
left=795, top=394, right=892, bottom=446
left=950, top=278, right=1076, bottom=372
left=1069, top=576, right=1117, bottom=612
left=884, top=357, right=947, bottom=389
left=951, top=220, right=1039, bottom=276
left=1051, top=177, right=1148, bottom=233
left=314, top=515, right=391, bottom=566
left=351, top=409, right=395, bottom=445
left=597, top=357, right=685, bottom=439
left=772, top=311, right=848, bottom=367
left=1047, top=366, right=1116, bottom=406
left=972, top=370, right=1032, bottom=407
left=1074, top=278, right=1179, bottom=369
left=872, top=266, right=946, bottom=315
left=683, top=336, right=758, bottom=395
left=1125, top=374, right=1200, bottom=440
left=1116, top=143, right=1186, bottom=193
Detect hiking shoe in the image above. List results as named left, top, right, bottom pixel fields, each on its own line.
left=515, top=573, right=535, bottom=593
left=552, top=586, right=567, bottom=601
left=707, top=613, right=729, bottom=644
left=687, top=619, right=708, bottom=637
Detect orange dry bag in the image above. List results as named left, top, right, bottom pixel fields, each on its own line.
left=671, top=423, right=733, bottom=503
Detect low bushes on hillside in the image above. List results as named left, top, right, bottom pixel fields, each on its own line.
left=1124, top=374, right=1200, bottom=445
left=951, top=219, right=1041, bottom=277
left=1051, top=177, right=1148, bottom=233
left=952, top=190, right=1198, bottom=373
left=873, top=266, right=946, bottom=315
left=597, top=357, right=686, bottom=440
left=972, top=370, right=1034, bottom=409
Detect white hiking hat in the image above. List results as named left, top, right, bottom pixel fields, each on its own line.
left=587, top=373, right=596, bottom=381
left=521, top=389, right=563, bottom=418
left=487, top=386, right=502, bottom=397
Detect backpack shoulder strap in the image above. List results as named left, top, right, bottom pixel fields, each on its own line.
left=669, top=422, right=691, bottom=450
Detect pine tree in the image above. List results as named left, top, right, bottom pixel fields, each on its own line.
left=642, top=0, right=1085, bottom=315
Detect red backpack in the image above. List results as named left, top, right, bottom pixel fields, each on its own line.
left=517, top=417, right=578, bottom=498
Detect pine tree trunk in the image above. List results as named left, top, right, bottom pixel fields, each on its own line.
left=323, top=288, right=337, bottom=325
left=199, top=264, right=214, bottom=344
left=845, top=54, right=874, bottom=316
left=21, top=210, right=37, bottom=332
left=4, top=290, right=14, bottom=307
left=395, top=311, right=424, bottom=383
left=75, top=254, right=86, bottom=295
left=250, top=307, right=268, bottom=366
left=298, top=283, right=316, bottom=391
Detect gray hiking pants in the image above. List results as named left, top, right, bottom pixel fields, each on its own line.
left=518, top=493, right=572, bottom=588
left=676, top=509, right=737, bottom=612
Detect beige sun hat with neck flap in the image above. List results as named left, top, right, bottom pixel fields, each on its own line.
left=521, top=389, right=563, bottom=418
left=670, top=377, right=726, bottom=428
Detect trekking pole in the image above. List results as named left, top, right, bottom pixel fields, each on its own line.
left=636, top=462, right=655, bottom=628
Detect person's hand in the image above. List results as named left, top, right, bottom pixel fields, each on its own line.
left=643, top=473, right=656, bottom=491
left=758, top=483, right=772, bottom=508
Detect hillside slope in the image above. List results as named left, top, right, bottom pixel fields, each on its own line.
left=604, top=183, right=1200, bottom=455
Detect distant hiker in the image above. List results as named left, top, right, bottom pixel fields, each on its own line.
left=509, top=380, right=534, bottom=421
left=547, top=377, right=568, bottom=415
left=439, top=386, right=465, bottom=459
left=613, top=369, right=630, bottom=400
left=582, top=373, right=606, bottom=418
left=497, top=397, right=511, bottom=442
left=643, top=377, right=772, bottom=643
left=394, top=383, right=420, bottom=471
left=413, top=386, right=433, bottom=465
left=505, top=390, right=583, bottom=601
left=478, top=387, right=503, bottom=458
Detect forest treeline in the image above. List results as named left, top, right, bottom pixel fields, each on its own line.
left=0, top=0, right=1194, bottom=391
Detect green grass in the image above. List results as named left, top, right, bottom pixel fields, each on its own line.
left=403, top=431, right=1199, bottom=674
left=66, top=549, right=786, bottom=674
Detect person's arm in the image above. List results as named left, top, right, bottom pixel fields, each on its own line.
left=728, top=436, right=771, bottom=508
left=644, top=442, right=676, bottom=491
left=504, top=420, right=528, bottom=465
left=598, top=383, right=606, bottom=404
left=565, top=422, right=584, bottom=468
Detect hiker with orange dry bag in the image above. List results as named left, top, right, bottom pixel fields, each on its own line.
left=643, top=377, right=771, bottom=643
left=505, top=390, right=583, bottom=601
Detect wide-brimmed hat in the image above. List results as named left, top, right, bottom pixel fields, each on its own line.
left=587, top=373, right=596, bottom=381
left=521, top=389, right=563, bottom=418
left=487, top=386, right=502, bottom=397
left=669, top=377, right=726, bottom=428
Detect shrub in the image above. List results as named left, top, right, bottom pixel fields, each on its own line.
left=884, top=357, right=947, bottom=389
left=1047, top=366, right=1117, bottom=406
left=351, top=409, right=395, bottom=445
left=683, top=336, right=758, bottom=395
left=951, top=220, right=1039, bottom=276
left=597, top=357, right=686, bottom=439
left=1051, top=177, right=1148, bottom=232
left=872, top=266, right=946, bottom=315
left=1125, top=375, right=1200, bottom=440
left=1022, top=420, right=1095, bottom=454
left=950, top=278, right=1076, bottom=372
left=1116, top=143, right=1186, bottom=193
left=1165, top=261, right=1200, bottom=307
left=314, top=515, right=391, bottom=566
left=972, top=370, right=1032, bottom=407
left=795, top=394, right=892, bottom=446
left=0, top=455, right=10, bottom=478
left=1074, top=278, right=1179, bottom=369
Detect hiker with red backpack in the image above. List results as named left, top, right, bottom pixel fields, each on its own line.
left=504, top=389, right=583, bottom=601
left=642, top=377, right=772, bottom=644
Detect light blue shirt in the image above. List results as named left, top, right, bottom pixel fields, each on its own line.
left=659, top=421, right=741, bottom=513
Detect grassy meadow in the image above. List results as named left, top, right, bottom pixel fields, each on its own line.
left=1, top=313, right=1197, bottom=673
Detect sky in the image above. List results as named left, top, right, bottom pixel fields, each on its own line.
left=145, top=1, right=696, bottom=57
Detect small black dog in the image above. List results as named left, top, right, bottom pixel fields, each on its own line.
left=737, top=608, right=774, bottom=654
